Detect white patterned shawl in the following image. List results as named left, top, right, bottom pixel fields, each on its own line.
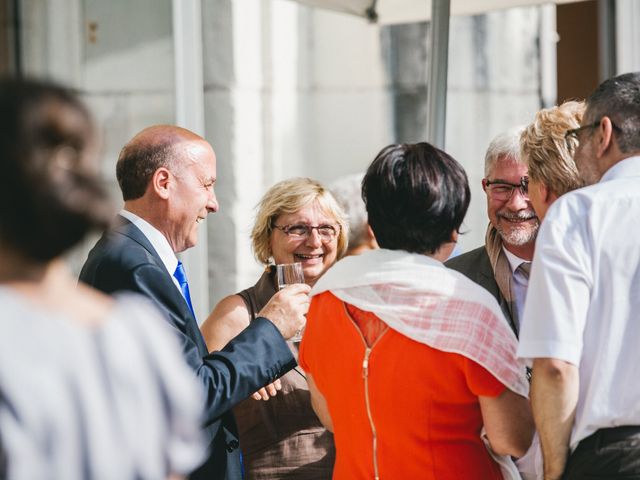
left=311, top=248, right=529, bottom=397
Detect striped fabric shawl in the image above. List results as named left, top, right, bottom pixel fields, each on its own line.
left=311, top=248, right=529, bottom=398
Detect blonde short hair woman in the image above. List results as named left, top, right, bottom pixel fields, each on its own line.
left=250, top=177, right=349, bottom=266
left=200, top=177, right=347, bottom=479
left=520, top=100, right=585, bottom=220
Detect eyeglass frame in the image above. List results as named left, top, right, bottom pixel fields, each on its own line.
left=482, top=176, right=529, bottom=201
left=564, top=118, right=621, bottom=149
left=564, top=121, right=600, bottom=145
left=272, top=223, right=341, bottom=242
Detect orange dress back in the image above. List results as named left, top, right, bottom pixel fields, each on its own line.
left=299, top=291, right=506, bottom=480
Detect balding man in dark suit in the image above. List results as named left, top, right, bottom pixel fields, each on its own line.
left=80, top=125, right=308, bottom=480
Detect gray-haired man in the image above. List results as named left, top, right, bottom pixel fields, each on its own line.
left=446, top=128, right=539, bottom=336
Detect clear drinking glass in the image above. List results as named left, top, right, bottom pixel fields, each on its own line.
left=276, top=262, right=306, bottom=342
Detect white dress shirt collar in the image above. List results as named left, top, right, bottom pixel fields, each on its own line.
left=502, top=246, right=528, bottom=274
left=600, top=155, right=640, bottom=183
left=119, top=209, right=179, bottom=282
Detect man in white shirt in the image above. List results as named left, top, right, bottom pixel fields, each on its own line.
left=447, top=127, right=539, bottom=336
left=518, top=72, right=640, bottom=479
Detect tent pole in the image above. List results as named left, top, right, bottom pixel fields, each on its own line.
left=172, top=0, right=210, bottom=322
left=425, top=0, right=450, bottom=149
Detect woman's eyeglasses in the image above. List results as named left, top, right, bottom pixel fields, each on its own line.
left=273, top=224, right=340, bottom=243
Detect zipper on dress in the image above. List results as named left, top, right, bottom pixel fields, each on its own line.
left=362, top=347, right=380, bottom=480
left=343, top=303, right=387, bottom=480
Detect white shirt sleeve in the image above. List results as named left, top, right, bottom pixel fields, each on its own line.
left=517, top=196, right=593, bottom=366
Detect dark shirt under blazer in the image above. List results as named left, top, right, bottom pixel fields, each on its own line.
left=79, top=216, right=296, bottom=480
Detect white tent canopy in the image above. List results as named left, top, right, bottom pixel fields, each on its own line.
left=290, top=0, right=583, bottom=25
left=286, top=0, right=585, bottom=148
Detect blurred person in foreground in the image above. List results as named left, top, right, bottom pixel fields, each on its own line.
left=518, top=72, right=640, bottom=479
left=520, top=100, right=585, bottom=221
left=447, top=128, right=539, bottom=337
left=0, top=78, right=205, bottom=479
left=200, top=177, right=347, bottom=479
left=329, top=173, right=378, bottom=256
left=79, top=125, right=308, bottom=480
left=299, top=142, right=533, bottom=479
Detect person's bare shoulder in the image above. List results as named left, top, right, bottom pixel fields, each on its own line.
left=200, top=294, right=251, bottom=351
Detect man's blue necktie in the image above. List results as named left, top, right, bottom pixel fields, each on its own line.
left=173, top=261, right=195, bottom=318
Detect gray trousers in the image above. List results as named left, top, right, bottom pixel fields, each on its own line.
left=563, top=426, right=640, bottom=479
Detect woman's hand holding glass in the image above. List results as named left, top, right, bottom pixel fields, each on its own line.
left=251, top=378, right=283, bottom=401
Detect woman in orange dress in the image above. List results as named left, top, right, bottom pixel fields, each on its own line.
left=300, top=143, right=534, bottom=479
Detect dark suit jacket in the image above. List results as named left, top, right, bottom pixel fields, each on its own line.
left=445, top=245, right=518, bottom=336
left=79, top=216, right=296, bottom=480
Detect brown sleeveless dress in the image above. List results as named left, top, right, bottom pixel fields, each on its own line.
left=234, top=267, right=335, bottom=479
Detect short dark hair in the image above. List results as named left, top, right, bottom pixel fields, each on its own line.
left=116, top=140, right=175, bottom=200
left=0, top=77, right=112, bottom=262
left=586, top=72, right=640, bottom=154
left=362, top=142, right=470, bottom=254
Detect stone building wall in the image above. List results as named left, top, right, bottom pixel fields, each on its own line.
left=18, top=0, right=552, bottom=310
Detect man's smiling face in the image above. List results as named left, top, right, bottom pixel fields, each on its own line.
left=485, top=155, right=539, bottom=247
left=166, top=139, right=218, bottom=253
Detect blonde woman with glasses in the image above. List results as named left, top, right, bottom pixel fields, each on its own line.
left=201, top=177, right=348, bottom=479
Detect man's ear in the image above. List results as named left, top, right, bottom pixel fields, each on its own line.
left=595, top=116, right=615, bottom=158
left=450, top=230, right=459, bottom=243
left=152, top=167, right=171, bottom=200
